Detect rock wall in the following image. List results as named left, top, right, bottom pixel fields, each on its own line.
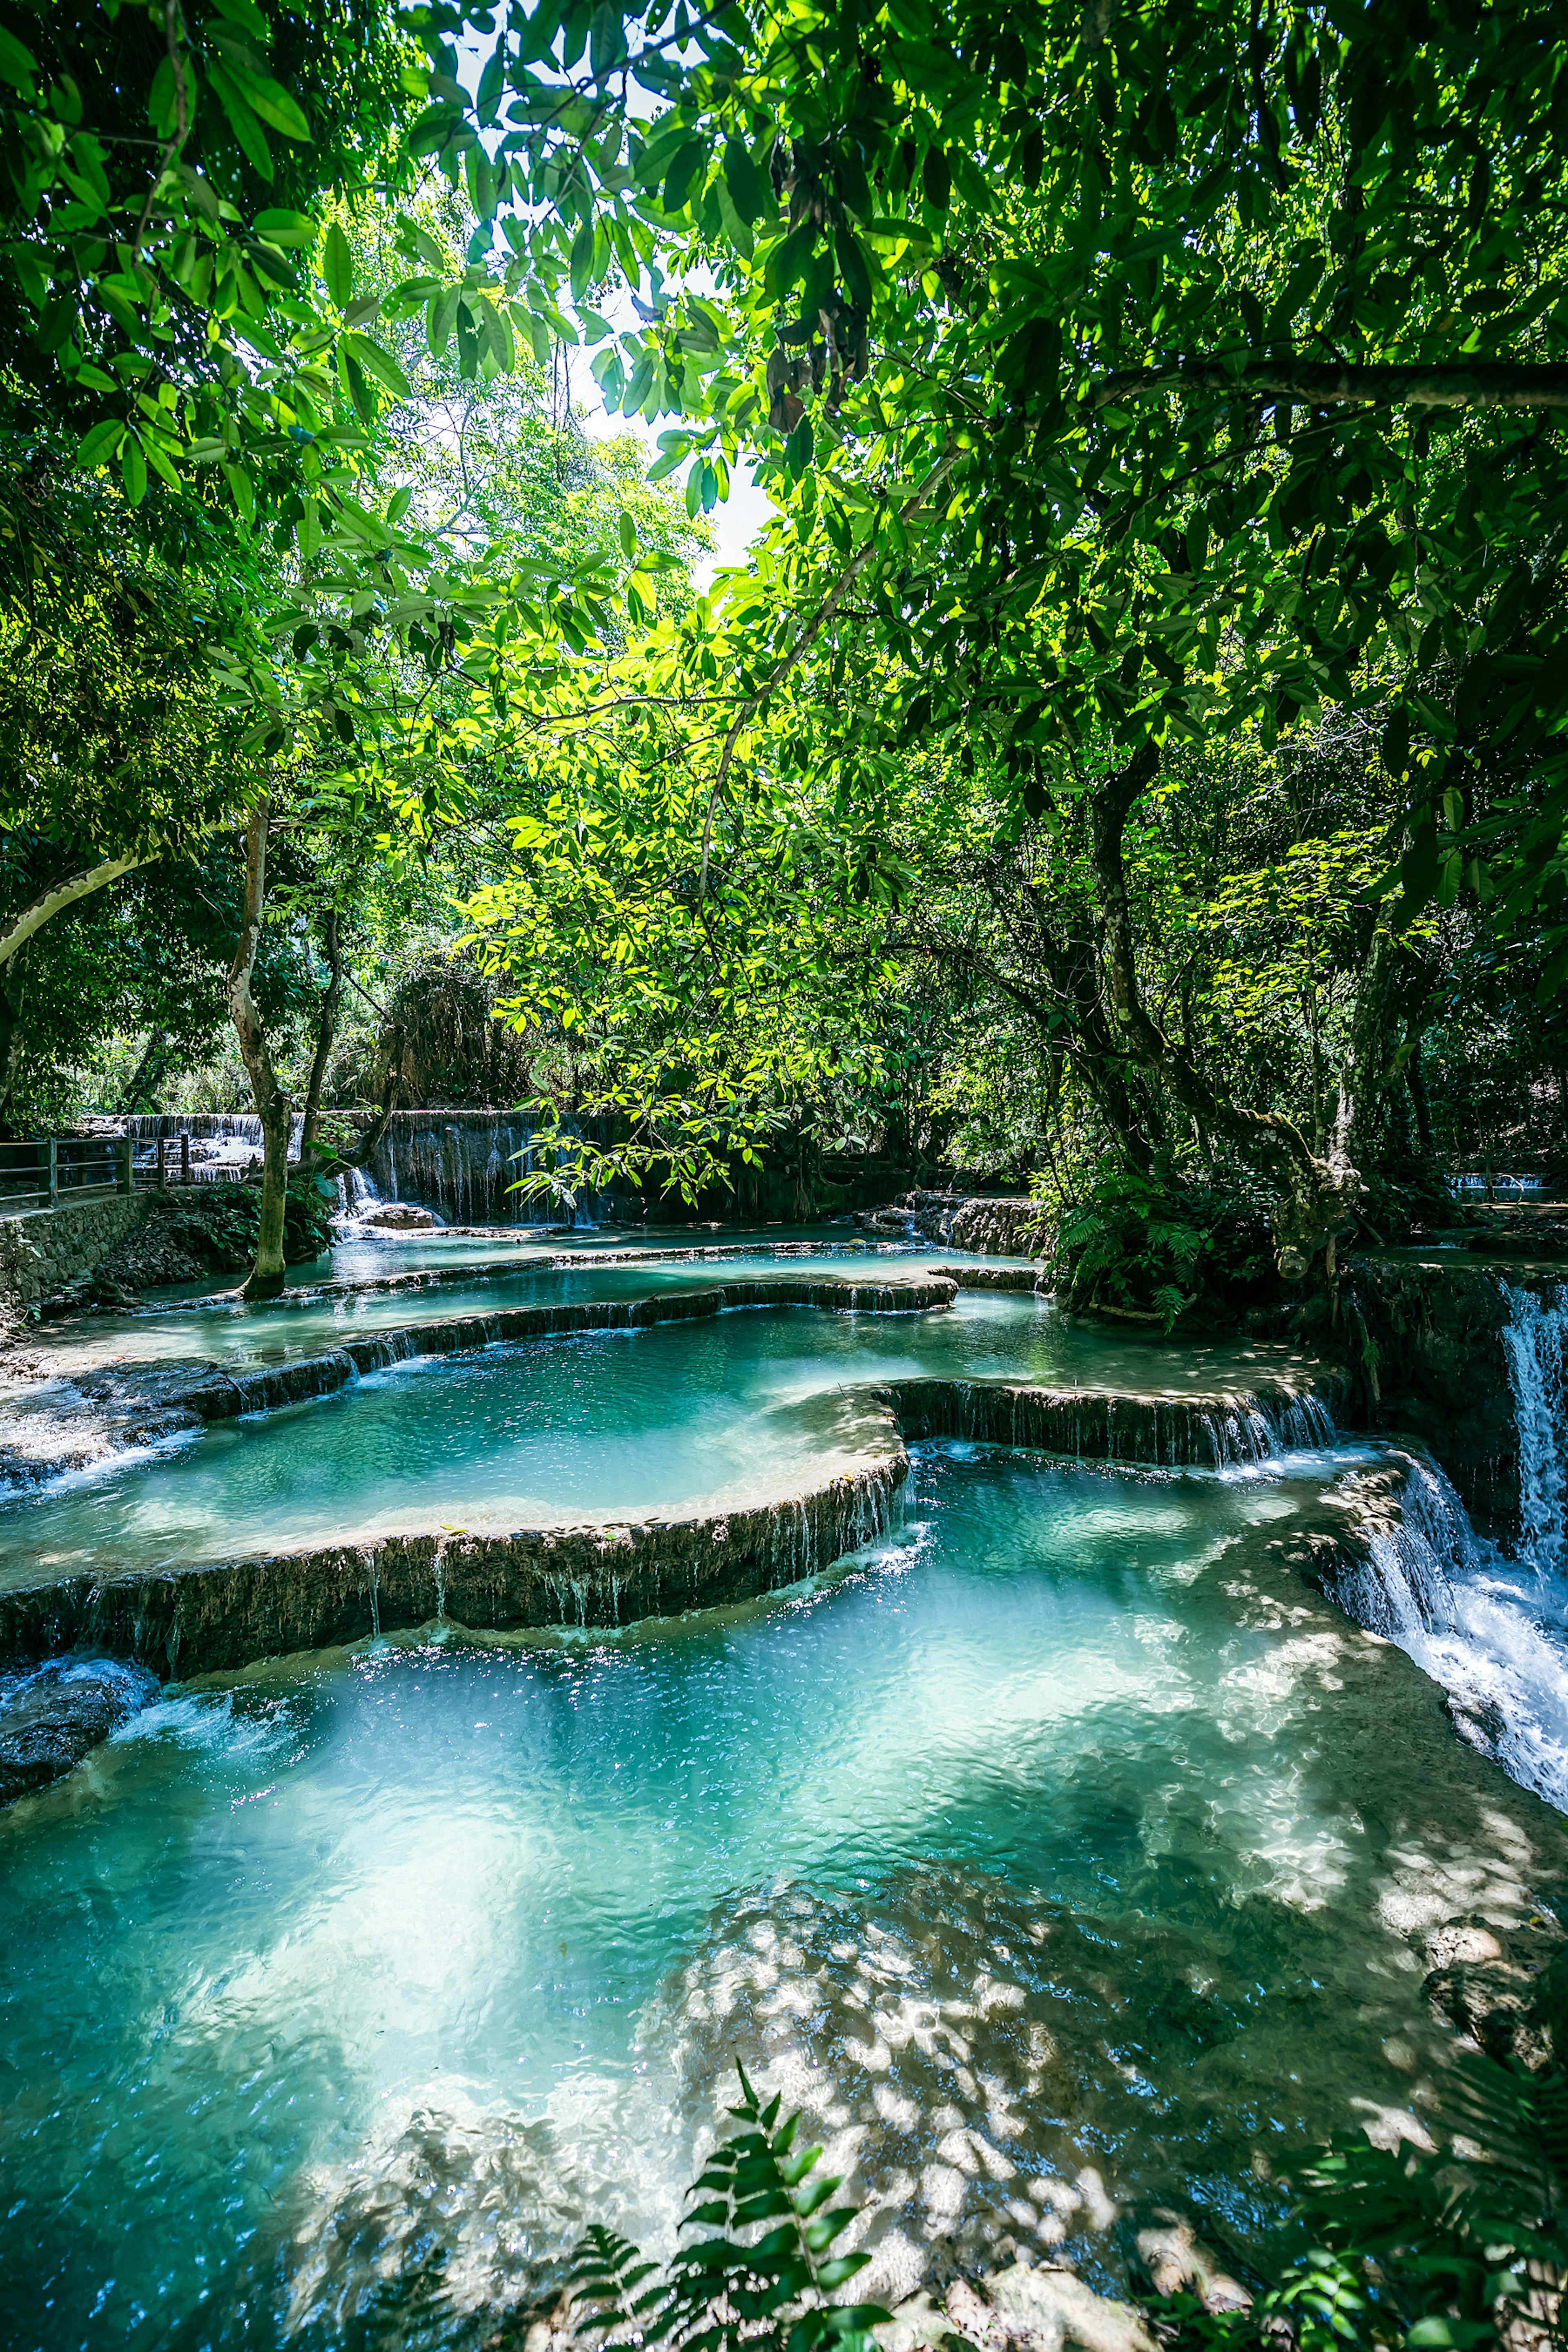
left=0, top=1196, right=150, bottom=1312
left=1348, top=1253, right=1555, bottom=1541
left=863, top=1192, right=1050, bottom=1256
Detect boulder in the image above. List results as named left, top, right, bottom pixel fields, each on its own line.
left=0, top=1656, right=161, bottom=1807
left=361, top=1201, right=438, bottom=1230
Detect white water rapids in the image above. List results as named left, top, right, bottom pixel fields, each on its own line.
left=1328, top=1280, right=1568, bottom=1809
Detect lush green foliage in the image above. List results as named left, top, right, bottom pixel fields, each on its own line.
left=403, top=0, right=1568, bottom=971
left=157, top=1177, right=335, bottom=1270
left=567, top=2067, right=887, bottom=2352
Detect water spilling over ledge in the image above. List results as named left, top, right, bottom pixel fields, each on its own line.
left=2, top=1362, right=1353, bottom=1681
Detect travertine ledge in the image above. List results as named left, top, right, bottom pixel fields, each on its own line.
left=0, top=1366, right=1346, bottom=1681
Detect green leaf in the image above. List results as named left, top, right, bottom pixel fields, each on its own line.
left=714, top=175, right=754, bottom=262
left=590, top=1, right=626, bottom=79
left=764, top=220, right=815, bottom=302
left=0, top=24, right=37, bottom=89
left=255, top=209, right=317, bottom=247
left=323, top=220, right=354, bottom=308
left=345, top=330, right=410, bottom=399
left=618, top=511, right=637, bottom=559
left=77, top=420, right=124, bottom=469
left=225, top=62, right=310, bottom=141
left=723, top=135, right=773, bottom=226
left=662, top=136, right=707, bottom=216
left=120, top=434, right=147, bottom=508
left=835, top=223, right=873, bottom=311
left=922, top=145, right=951, bottom=209
left=387, top=485, right=413, bottom=523
left=209, top=0, right=271, bottom=38
left=206, top=58, right=274, bottom=179
left=571, top=220, right=595, bottom=301
left=814, top=2253, right=871, bottom=2290
left=428, top=284, right=462, bottom=356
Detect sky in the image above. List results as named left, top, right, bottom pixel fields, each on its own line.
left=454, top=25, right=776, bottom=592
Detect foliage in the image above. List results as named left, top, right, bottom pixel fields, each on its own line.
left=566, top=2065, right=887, bottom=2352
left=157, top=1177, right=334, bottom=1271
left=403, top=0, right=1568, bottom=966
left=1050, top=1166, right=1280, bottom=1331
left=1162, top=2038, right=1568, bottom=2352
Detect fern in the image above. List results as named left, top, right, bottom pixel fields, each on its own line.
left=566, top=2067, right=889, bottom=2352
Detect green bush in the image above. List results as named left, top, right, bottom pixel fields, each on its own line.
left=1051, top=1165, right=1280, bottom=1331
left=158, top=1181, right=334, bottom=1274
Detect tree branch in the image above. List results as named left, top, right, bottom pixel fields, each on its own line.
left=698, top=443, right=962, bottom=900
left=1094, top=359, right=1568, bottom=412
left=0, top=854, right=144, bottom=969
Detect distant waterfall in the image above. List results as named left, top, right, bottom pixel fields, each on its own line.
left=1320, top=1283, right=1568, bottom=1813
left=1500, top=1281, right=1568, bottom=1579
left=361, top=1111, right=608, bottom=1226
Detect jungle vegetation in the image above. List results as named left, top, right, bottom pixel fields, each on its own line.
left=0, top=0, right=1564, bottom=1319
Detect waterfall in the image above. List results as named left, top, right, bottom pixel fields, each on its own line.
left=361, top=1110, right=611, bottom=1226
left=1316, top=1285, right=1568, bottom=1812
left=1500, top=1281, right=1568, bottom=1578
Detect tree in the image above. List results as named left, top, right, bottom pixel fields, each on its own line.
left=391, top=0, right=1568, bottom=1270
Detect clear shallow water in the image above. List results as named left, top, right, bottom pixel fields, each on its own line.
left=8, top=1448, right=1559, bottom=2352
left=0, top=1294, right=1324, bottom=1581
left=22, top=1238, right=900, bottom=1375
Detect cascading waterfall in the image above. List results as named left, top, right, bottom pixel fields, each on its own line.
left=363, top=1111, right=607, bottom=1226
left=1321, top=1281, right=1568, bottom=1811
left=1501, top=1280, right=1568, bottom=1578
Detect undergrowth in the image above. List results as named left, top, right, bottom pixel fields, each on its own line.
left=157, top=1181, right=335, bottom=1272
left=1050, top=1165, right=1280, bottom=1331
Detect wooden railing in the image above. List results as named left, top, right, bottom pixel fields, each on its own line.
left=0, top=1134, right=154, bottom=1212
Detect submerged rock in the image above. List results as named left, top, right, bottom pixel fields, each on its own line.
left=0, top=1656, right=160, bottom=1806
left=949, top=2265, right=1158, bottom=2352
left=1422, top=1909, right=1568, bottom=2067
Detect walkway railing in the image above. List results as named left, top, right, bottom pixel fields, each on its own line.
left=0, top=1134, right=207, bottom=1212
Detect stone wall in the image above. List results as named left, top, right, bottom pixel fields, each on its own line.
left=1349, top=1252, right=1539, bottom=1541
left=0, top=1195, right=149, bottom=1311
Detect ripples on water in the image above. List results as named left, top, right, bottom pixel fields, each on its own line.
left=5, top=1451, right=1555, bottom=2351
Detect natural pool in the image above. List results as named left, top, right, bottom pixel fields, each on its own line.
left=7, top=1446, right=1560, bottom=2352
left=0, top=1292, right=1325, bottom=1582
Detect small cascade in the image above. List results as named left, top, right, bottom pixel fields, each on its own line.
left=1499, top=1280, right=1568, bottom=1578
left=336, top=1165, right=382, bottom=1219
left=363, top=1110, right=612, bottom=1226
left=1317, top=1368, right=1568, bottom=1814
left=122, top=1111, right=306, bottom=1174
left=1327, top=1453, right=1471, bottom=1643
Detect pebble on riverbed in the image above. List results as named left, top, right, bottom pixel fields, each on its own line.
left=0, top=1655, right=161, bottom=1807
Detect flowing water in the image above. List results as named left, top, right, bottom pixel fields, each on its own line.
left=7, top=1447, right=1561, bottom=2352
left=0, top=1295, right=1326, bottom=1581
left=1317, top=1282, right=1568, bottom=1808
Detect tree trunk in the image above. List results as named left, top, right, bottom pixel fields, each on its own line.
left=119, top=1026, right=171, bottom=1115
left=300, top=909, right=342, bottom=1155
left=227, top=803, right=292, bottom=1302
left=0, top=853, right=144, bottom=969
left=1086, top=740, right=1365, bottom=1277
left=0, top=952, right=26, bottom=1128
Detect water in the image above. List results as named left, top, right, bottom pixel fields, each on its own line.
left=1320, top=1283, right=1568, bottom=1809
left=0, top=1296, right=1323, bottom=1581
left=8, top=1447, right=1560, bottom=2350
